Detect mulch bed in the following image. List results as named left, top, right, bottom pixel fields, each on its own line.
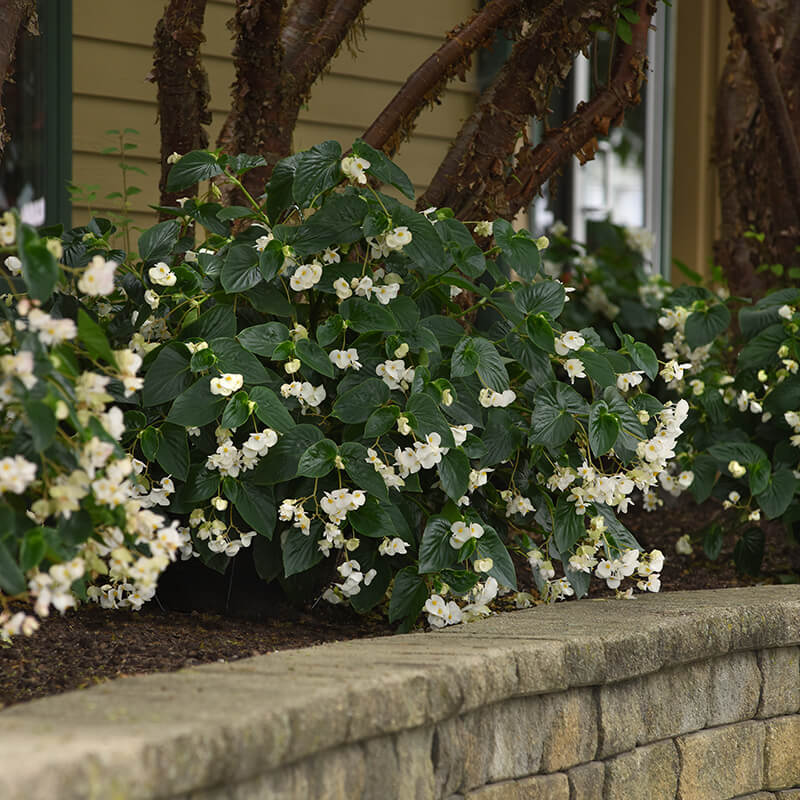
left=1, top=497, right=797, bottom=710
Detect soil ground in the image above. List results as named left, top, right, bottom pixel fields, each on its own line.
left=2, top=497, right=797, bottom=709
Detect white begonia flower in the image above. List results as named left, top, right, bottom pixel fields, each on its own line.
left=748, top=509, right=761, bottom=521
left=478, top=388, right=516, bottom=408
left=554, top=330, right=585, bottom=355
left=353, top=275, right=373, bottom=299
left=300, top=381, right=326, bottom=407
left=78, top=255, right=117, bottom=296
left=728, top=460, right=747, bottom=479
left=374, top=283, right=400, bottom=305
left=379, top=537, right=409, bottom=556
left=535, top=235, right=550, bottom=251
left=564, top=358, right=586, bottom=384
left=384, top=226, right=412, bottom=251
left=474, top=557, right=493, bottom=573
left=396, top=415, right=412, bottom=436
left=333, top=277, right=353, bottom=300
left=149, top=262, right=177, bottom=287
left=166, top=151, right=182, bottom=164
left=660, top=359, right=692, bottom=383
left=27, top=309, right=77, bottom=345
left=329, top=348, right=362, bottom=371
left=376, top=358, right=414, bottom=391
left=341, top=155, right=370, bottom=184
left=450, top=424, right=473, bottom=447
left=778, top=304, right=794, bottom=320
left=144, top=289, right=160, bottom=309
left=441, top=388, right=454, bottom=407
left=209, top=373, right=244, bottom=397
left=289, top=262, right=323, bottom=292
left=4, top=255, right=22, bottom=275
left=321, top=247, right=340, bottom=264
left=616, top=371, right=645, bottom=392
left=284, top=358, right=301, bottom=374
left=675, top=534, right=693, bottom=555
left=474, top=220, right=493, bottom=237
left=0, top=455, right=37, bottom=494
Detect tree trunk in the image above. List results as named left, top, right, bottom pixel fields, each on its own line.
left=714, top=0, right=800, bottom=299
left=0, top=0, right=36, bottom=161
left=151, top=0, right=211, bottom=212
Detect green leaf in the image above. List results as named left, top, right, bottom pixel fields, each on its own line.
left=292, top=194, right=367, bottom=254
left=755, top=469, right=797, bottom=519
left=296, top=337, right=335, bottom=378
left=0, top=539, right=26, bottom=595
left=588, top=401, right=620, bottom=457
left=339, top=297, right=397, bottom=333
left=389, top=202, right=447, bottom=276
left=739, top=324, right=784, bottom=370
left=388, top=566, right=428, bottom=624
left=222, top=478, right=276, bottom=538
left=348, top=497, right=397, bottom=538
left=292, top=140, right=343, bottom=207
left=282, top=528, right=324, bottom=577
left=690, top=454, right=718, bottom=503
left=748, top=458, right=771, bottom=496
left=78, top=309, right=118, bottom=368
left=253, top=535, right=282, bottom=581
left=266, top=153, right=301, bottom=222
left=247, top=425, right=323, bottom=485
left=451, top=337, right=508, bottom=391
left=221, top=391, right=252, bottom=429
left=167, top=377, right=226, bottom=427
left=316, top=315, right=344, bottom=347
left=249, top=385, right=295, bottom=433
left=406, top=393, right=456, bottom=448
left=238, top=322, right=290, bottom=357
left=157, top=423, right=189, bottom=480
left=733, top=527, right=764, bottom=576
left=438, top=448, right=470, bottom=501
left=435, top=218, right=486, bottom=279
left=594, top=504, right=642, bottom=556
left=140, top=426, right=162, bottom=461
left=364, top=405, right=400, bottom=438
left=707, top=441, right=768, bottom=467
left=339, top=441, right=389, bottom=501
left=142, top=343, right=192, bottom=406
left=180, top=304, right=236, bottom=341
left=166, top=151, right=224, bottom=191
left=703, top=524, right=723, bottom=561
left=630, top=341, right=659, bottom=380
left=333, top=378, right=390, bottom=424
left=553, top=495, right=585, bottom=554
left=297, top=438, right=339, bottom=478
left=514, top=281, right=565, bottom=317
left=616, top=17, right=632, bottom=44
left=684, top=304, right=730, bottom=349
left=579, top=350, right=616, bottom=388
left=258, top=240, right=285, bottom=282
left=473, top=525, right=517, bottom=589
left=482, top=408, right=523, bottom=466
left=221, top=244, right=262, bottom=293
left=209, top=337, right=271, bottom=384
left=493, top=219, right=541, bottom=280
left=440, top=569, right=480, bottom=596
left=419, top=516, right=459, bottom=573
left=350, top=558, right=392, bottom=613
left=20, top=227, right=59, bottom=301
left=138, top=219, right=180, bottom=264
left=180, top=465, right=220, bottom=502
left=529, top=382, right=588, bottom=448
left=420, top=315, right=467, bottom=349
left=352, top=138, right=415, bottom=199
left=526, top=314, right=556, bottom=353
left=505, top=330, right=554, bottom=384
left=19, top=528, right=47, bottom=572
left=24, top=400, right=56, bottom=451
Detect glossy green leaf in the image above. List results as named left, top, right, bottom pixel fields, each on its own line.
left=249, top=385, right=295, bottom=433
left=297, top=438, right=338, bottom=477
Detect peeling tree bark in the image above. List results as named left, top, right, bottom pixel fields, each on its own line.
left=0, top=0, right=36, bottom=162
left=151, top=0, right=211, bottom=212
left=418, top=0, right=621, bottom=220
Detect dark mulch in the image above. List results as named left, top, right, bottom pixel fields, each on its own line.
left=2, top=497, right=798, bottom=710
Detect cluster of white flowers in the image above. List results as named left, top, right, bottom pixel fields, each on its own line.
left=0, top=455, right=38, bottom=494
left=206, top=428, right=278, bottom=478
left=367, top=226, right=413, bottom=259
left=448, top=520, right=484, bottom=549
left=334, top=271, right=401, bottom=305
left=478, top=387, right=516, bottom=407
left=502, top=490, right=534, bottom=517
left=658, top=306, right=713, bottom=378
left=280, top=379, right=326, bottom=408
left=365, top=448, right=405, bottom=489
left=13, top=301, right=76, bottom=345
left=193, top=512, right=256, bottom=557
left=78, top=255, right=117, bottom=296
left=329, top=348, right=362, bottom=371
left=290, top=261, right=323, bottom=292
left=785, top=410, right=800, bottom=447
left=425, top=576, right=500, bottom=629
left=424, top=593, right=463, bottom=627
left=376, top=358, right=415, bottom=391
left=378, top=536, right=409, bottom=556
left=554, top=330, right=585, bottom=356
left=584, top=284, right=620, bottom=320
left=210, top=372, right=244, bottom=397
left=394, top=432, right=447, bottom=477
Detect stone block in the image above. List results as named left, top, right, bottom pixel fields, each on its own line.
left=677, top=720, right=765, bottom=800
left=777, top=790, right=800, bottom=799
left=597, top=676, right=645, bottom=758
left=464, top=773, right=571, bottom=800
left=567, top=761, right=605, bottom=800
left=758, top=648, right=800, bottom=718
left=707, top=650, right=761, bottom=726
left=604, top=740, right=679, bottom=800
left=765, top=716, right=800, bottom=790
left=538, top=688, right=598, bottom=772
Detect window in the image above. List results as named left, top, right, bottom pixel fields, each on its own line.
left=0, top=1, right=72, bottom=228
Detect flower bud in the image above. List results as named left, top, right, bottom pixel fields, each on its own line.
left=284, top=358, right=301, bottom=374
left=212, top=496, right=228, bottom=511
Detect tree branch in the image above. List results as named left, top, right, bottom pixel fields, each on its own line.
left=361, top=0, right=524, bottom=155
left=419, top=0, right=617, bottom=219
left=281, top=0, right=329, bottom=68
left=503, top=0, right=654, bottom=221
left=728, top=0, right=800, bottom=227
left=150, top=0, right=211, bottom=212
left=0, top=0, right=36, bottom=161
left=286, top=0, right=371, bottom=102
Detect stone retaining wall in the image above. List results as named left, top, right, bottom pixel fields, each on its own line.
left=2, top=586, right=799, bottom=799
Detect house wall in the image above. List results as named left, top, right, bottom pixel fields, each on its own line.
left=71, top=0, right=478, bottom=230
